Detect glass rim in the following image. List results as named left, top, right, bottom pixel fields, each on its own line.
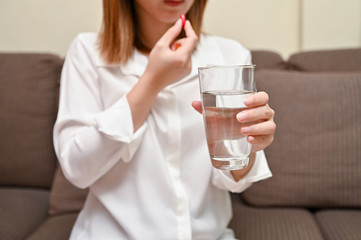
left=198, top=64, right=256, bottom=71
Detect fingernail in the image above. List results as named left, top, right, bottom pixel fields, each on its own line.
left=242, top=126, right=251, bottom=134
left=248, top=136, right=254, bottom=143
left=237, top=112, right=247, bottom=121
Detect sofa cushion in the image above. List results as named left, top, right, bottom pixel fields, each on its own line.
left=251, top=50, right=287, bottom=70
left=27, top=213, right=78, bottom=240
left=0, top=53, right=62, bottom=188
left=288, top=48, right=361, bottom=72
left=49, top=165, right=88, bottom=215
left=229, top=194, right=324, bottom=240
left=243, top=70, right=361, bottom=208
left=315, top=209, right=361, bottom=240
left=0, top=188, right=49, bottom=240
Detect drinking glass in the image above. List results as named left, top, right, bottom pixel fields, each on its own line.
left=198, top=65, right=256, bottom=170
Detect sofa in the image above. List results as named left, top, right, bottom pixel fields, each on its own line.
left=0, top=48, right=360, bottom=240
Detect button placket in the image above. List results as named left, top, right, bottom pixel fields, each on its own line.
left=164, top=90, right=192, bottom=240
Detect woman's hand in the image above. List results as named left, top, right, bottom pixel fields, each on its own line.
left=236, top=91, right=276, bottom=152
left=144, top=18, right=199, bottom=91
left=127, top=19, right=198, bottom=132
left=192, top=91, right=276, bottom=153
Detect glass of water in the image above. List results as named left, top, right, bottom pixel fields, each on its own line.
left=198, top=65, right=256, bottom=170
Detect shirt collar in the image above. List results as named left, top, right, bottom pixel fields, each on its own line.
left=95, top=48, right=148, bottom=77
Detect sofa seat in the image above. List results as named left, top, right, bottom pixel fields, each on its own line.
left=315, top=210, right=361, bottom=240
left=229, top=194, right=324, bottom=240
left=0, top=188, right=49, bottom=240
left=27, top=213, right=78, bottom=240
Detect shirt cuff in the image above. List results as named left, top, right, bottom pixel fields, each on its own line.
left=94, top=96, right=147, bottom=162
left=214, top=150, right=272, bottom=193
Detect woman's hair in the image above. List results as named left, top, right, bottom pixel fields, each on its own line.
left=99, top=0, right=208, bottom=64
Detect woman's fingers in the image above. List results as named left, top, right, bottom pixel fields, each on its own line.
left=191, top=89, right=276, bottom=153
left=244, top=91, right=269, bottom=107
left=157, top=19, right=198, bottom=53
left=184, top=20, right=198, bottom=40
left=146, top=19, right=197, bottom=88
left=237, top=104, right=275, bottom=123
left=178, top=20, right=198, bottom=52
left=157, top=19, right=183, bottom=47
left=238, top=91, right=276, bottom=152
left=248, top=134, right=274, bottom=152
left=241, top=120, right=276, bottom=135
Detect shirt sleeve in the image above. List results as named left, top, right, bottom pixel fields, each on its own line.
left=211, top=150, right=272, bottom=193
left=53, top=35, right=146, bottom=189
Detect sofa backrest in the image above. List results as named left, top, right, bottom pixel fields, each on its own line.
left=0, top=53, right=88, bottom=215
left=0, top=53, right=62, bottom=188
left=251, top=50, right=288, bottom=71
left=3, top=49, right=360, bottom=217
left=243, top=48, right=361, bottom=208
left=288, top=48, right=361, bottom=72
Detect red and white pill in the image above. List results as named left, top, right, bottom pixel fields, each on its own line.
left=180, top=14, right=186, bottom=27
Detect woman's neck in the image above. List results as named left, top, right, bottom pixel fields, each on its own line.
left=137, top=23, right=171, bottom=51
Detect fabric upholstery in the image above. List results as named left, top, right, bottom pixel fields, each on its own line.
left=315, top=209, right=361, bottom=240
left=251, top=50, right=287, bottom=70
left=2, top=49, right=361, bottom=240
left=242, top=70, right=361, bottom=208
left=27, top=213, right=78, bottom=240
left=0, top=188, right=49, bottom=240
left=229, top=194, right=324, bottom=240
left=288, top=48, right=361, bottom=72
left=0, top=53, right=62, bottom=188
left=49, top=165, right=88, bottom=215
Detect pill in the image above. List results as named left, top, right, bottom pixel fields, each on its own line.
left=180, top=14, right=186, bottom=27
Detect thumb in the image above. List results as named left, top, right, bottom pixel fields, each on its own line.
left=157, top=19, right=183, bottom=46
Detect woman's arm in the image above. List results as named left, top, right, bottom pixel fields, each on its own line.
left=54, top=35, right=145, bottom=189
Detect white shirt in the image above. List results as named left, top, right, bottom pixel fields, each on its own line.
left=53, top=32, right=272, bottom=240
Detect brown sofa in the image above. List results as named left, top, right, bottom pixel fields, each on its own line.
left=1, top=48, right=360, bottom=240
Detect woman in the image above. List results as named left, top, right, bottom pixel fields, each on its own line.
left=53, top=0, right=276, bottom=239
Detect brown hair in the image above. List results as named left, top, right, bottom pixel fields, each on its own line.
left=99, top=0, right=208, bottom=64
